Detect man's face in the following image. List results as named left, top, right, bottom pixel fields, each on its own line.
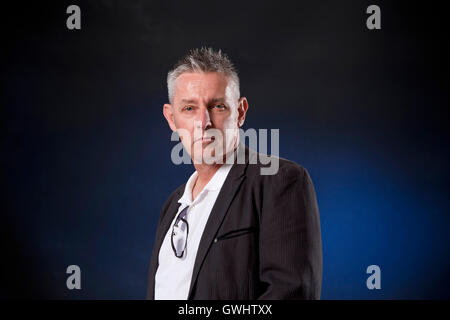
left=163, top=72, right=248, bottom=164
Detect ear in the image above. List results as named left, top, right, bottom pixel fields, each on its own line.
left=237, top=97, right=249, bottom=127
left=163, top=104, right=177, bottom=132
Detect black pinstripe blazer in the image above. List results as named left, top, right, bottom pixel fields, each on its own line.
left=146, top=144, right=322, bottom=299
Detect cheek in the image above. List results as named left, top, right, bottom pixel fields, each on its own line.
left=173, top=116, right=188, bottom=130
left=222, top=113, right=238, bottom=128
left=173, top=112, right=183, bottom=126
left=173, top=118, right=193, bottom=142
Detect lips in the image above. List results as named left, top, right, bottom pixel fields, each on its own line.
left=195, top=136, right=215, bottom=143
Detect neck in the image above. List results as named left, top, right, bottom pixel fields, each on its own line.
left=193, top=162, right=223, bottom=185
left=190, top=162, right=222, bottom=202
left=192, top=142, right=240, bottom=189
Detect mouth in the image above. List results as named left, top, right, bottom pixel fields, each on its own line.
left=194, top=136, right=215, bottom=144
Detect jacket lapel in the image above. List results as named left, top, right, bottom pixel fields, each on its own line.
left=187, top=144, right=250, bottom=298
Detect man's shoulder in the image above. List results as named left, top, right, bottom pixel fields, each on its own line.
left=245, top=148, right=307, bottom=182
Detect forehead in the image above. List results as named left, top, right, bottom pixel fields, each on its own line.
left=173, top=72, right=229, bottom=102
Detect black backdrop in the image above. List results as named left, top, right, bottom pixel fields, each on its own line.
left=1, top=0, right=449, bottom=299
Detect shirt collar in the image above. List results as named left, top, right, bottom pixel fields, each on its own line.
left=177, top=163, right=233, bottom=206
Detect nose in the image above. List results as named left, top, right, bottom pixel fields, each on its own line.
left=196, top=106, right=212, bottom=130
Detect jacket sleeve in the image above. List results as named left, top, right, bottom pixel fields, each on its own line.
left=257, top=164, right=322, bottom=299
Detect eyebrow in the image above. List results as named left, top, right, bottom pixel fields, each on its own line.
left=210, top=98, right=226, bottom=104
left=179, top=97, right=226, bottom=105
left=180, top=99, right=198, bottom=104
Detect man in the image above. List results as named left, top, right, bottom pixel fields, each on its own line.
left=146, top=48, right=322, bottom=299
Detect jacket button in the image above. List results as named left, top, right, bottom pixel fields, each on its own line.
left=214, top=238, right=218, bottom=243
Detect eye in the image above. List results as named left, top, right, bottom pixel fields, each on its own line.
left=214, top=104, right=226, bottom=110
left=184, top=106, right=194, bottom=111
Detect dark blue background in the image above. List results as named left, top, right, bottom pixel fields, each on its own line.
left=2, top=0, right=449, bottom=299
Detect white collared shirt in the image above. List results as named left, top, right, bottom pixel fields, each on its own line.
left=154, top=163, right=233, bottom=300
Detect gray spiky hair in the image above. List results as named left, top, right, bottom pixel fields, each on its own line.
left=167, top=47, right=240, bottom=104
